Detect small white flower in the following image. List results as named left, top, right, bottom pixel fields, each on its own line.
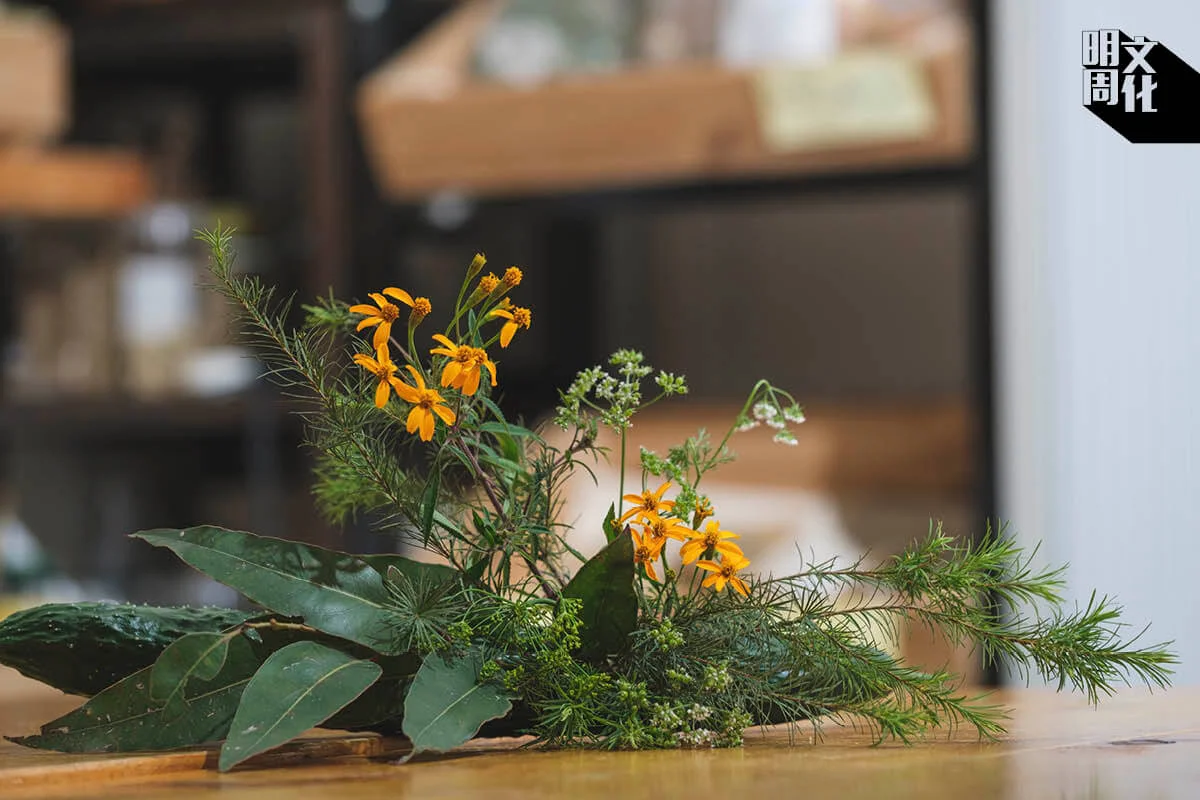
left=766, top=418, right=786, bottom=430
left=783, top=405, right=806, bottom=423
left=752, top=402, right=776, bottom=421
left=773, top=430, right=798, bottom=446
left=735, top=418, right=759, bottom=432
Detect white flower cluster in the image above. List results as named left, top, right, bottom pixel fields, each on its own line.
left=675, top=728, right=716, bottom=748
left=553, top=351, right=686, bottom=433
left=731, top=385, right=805, bottom=447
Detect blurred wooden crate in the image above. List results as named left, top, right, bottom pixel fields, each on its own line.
left=357, top=0, right=971, bottom=200
left=0, top=12, right=68, bottom=144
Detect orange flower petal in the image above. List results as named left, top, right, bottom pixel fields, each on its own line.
left=441, top=361, right=462, bottom=387
left=715, top=541, right=745, bottom=559
left=373, top=380, right=391, bottom=408
left=434, top=404, right=456, bottom=426
left=419, top=410, right=435, bottom=442
left=730, top=577, right=750, bottom=597
left=349, top=304, right=379, bottom=315
left=383, top=287, right=414, bottom=306
left=368, top=293, right=388, bottom=307
left=404, top=365, right=426, bottom=391
left=499, top=322, right=516, bottom=348
left=406, top=405, right=423, bottom=434
left=483, top=358, right=497, bottom=387
left=356, top=317, right=382, bottom=331
left=489, top=308, right=514, bottom=321
left=461, top=368, right=481, bottom=396
left=371, top=322, right=392, bottom=350
left=431, top=334, right=456, bottom=349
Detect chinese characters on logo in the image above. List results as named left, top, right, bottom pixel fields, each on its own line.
left=1083, top=30, right=1157, bottom=112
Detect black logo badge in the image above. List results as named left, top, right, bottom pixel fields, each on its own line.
left=1083, top=30, right=1200, bottom=142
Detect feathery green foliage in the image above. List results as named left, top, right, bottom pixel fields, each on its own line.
left=4, top=228, right=1175, bottom=768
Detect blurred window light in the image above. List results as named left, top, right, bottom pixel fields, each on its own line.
left=348, top=0, right=390, bottom=24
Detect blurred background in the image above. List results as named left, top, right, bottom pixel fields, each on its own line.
left=0, top=0, right=1193, bottom=684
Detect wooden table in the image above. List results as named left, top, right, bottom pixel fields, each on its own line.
left=1, top=667, right=1196, bottom=799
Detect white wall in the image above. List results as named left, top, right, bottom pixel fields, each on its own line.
left=995, top=1, right=1200, bottom=683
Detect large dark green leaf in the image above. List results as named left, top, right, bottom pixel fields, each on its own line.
left=149, top=632, right=232, bottom=716
left=218, top=641, right=381, bottom=771
left=361, top=552, right=460, bottom=588
left=401, top=648, right=511, bottom=758
left=12, top=635, right=261, bottom=753
left=134, top=527, right=412, bottom=655
left=561, top=532, right=637, bottom=661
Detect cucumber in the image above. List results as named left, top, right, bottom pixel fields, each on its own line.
left=0, top=602, right=253, bottom=696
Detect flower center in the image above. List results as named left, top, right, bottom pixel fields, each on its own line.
left=513, top=308, right=531, bottom=327
left=372, top=363, right=393, bottom=380
left=640, top=497, right=656, bottom=511
left=635, top=545, right=654, bottom=562
left=720, top=564, right=736, bottom=579
left=412, top=297, right=432, bottom=317
left=454, top=349, right=474, bottom=365
left=418, top=390, right=438, bottom=410
left=704, top=531, right=720, bottom=548
left=379, top=303, right=400, bottom=322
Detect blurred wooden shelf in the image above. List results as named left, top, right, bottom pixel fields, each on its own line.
left=545, top=399, right=975, bottom=496
left=0, top=393, right=295, bottom=437
left=358, top=0, right=972, bottom=200
left=0, top=147, right=151, bottom=219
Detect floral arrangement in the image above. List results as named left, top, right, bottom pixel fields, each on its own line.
left=2, top=227, right=1175, bottom=771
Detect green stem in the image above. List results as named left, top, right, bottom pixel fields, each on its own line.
left=617, top=426, right=628, bottom=520
left=695, top=379, right=770, bottom=493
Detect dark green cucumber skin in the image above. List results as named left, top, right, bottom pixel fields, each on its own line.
left=0, top=602, right=253, bottom=697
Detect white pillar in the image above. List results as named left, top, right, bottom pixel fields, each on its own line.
left=994, top=1, right=1200, bottom=682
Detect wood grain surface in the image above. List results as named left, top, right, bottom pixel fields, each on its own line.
left=2, top=666, right=1196, bottom=799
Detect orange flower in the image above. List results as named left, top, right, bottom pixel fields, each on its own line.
left=489, top=302, right=532, bottom=348
left=409, top=297, right=432, bottom=327
left=693, top=496, right=714, bottom=526
left=640, top=513, right=693, bottom=548
left=632, top=527, right=665, bottom=582
left=430, top=335, right=497, bottom=396
left=352, top=346, right=408, bottom=408
left=350, top=288, right=416, bottom=349
left=393, top=365, right=456, bottom=442
left=679, top=519, right=742, bottom=566
left=696, top=553, right=751, bottom=597
left=618, top=481, right=674, bottom=525
left=478, top=273, right=500, bottom=294
left=502, top=266, right=523, bottom=288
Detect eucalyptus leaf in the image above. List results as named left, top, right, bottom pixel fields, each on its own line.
left=12, top=635, right=261, bottom=753
left=362, top=553, right=460, bottom=588
left=149, top=632, right=232, bottom=715
left=561, top=532, right=637, bottom=661
left=323, top=653, right=420, bottom=734
left=218, top=641, right=382, bottom=771
left=602, top=502, right=618, bottom=544
left=402, top=647, right=511, bottom=757
left=134, top=527, right=412, bottom=655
